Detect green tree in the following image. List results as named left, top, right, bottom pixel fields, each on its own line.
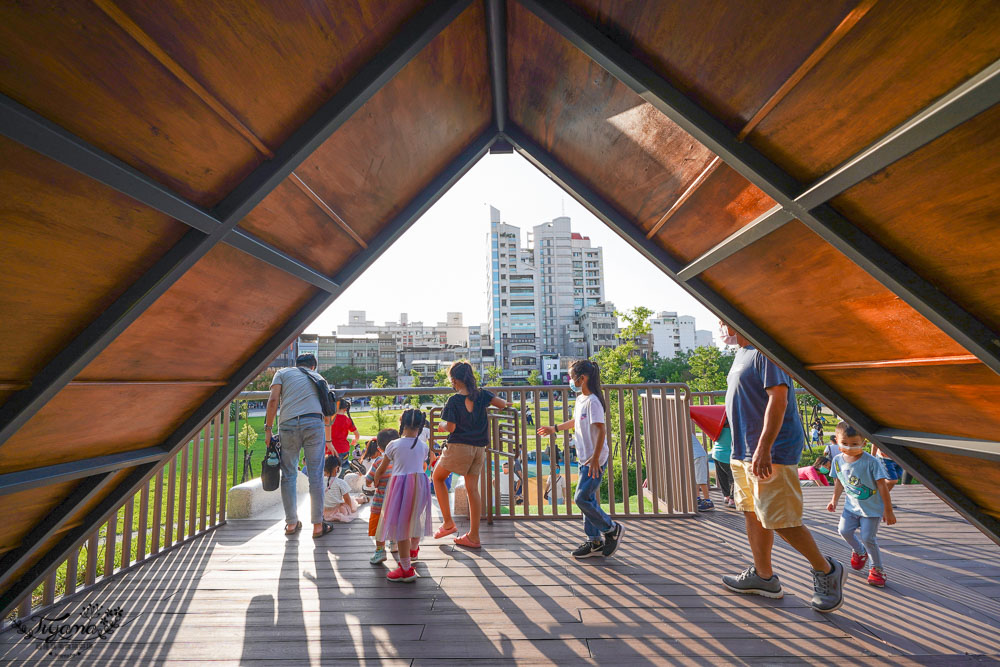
left=687, top=346, right=734, bottom=392
left=408, top=369, right=422, bottom=408
left=370, top=375, right=393, bottom=431
left=245, top=367, right=276, bottom=392
left=526, top=369, right=542, bottom=386
left=592, top=305, right=653, bottom=449
left=644, top=350, right=693, bottom=383
left=433, top=368, right=451, bottom=405
left=321, top=365, right=373, bottom=389
left=485, top=365, right=503, bottom=387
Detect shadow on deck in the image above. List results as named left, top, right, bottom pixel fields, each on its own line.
left=2, top=486, right=999, bottom=664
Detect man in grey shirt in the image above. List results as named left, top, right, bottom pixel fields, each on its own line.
left=264, top=353, right=332, bottom=537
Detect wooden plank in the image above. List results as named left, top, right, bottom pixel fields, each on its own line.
left=84, top=533, right=98, bottom=587
left=508, top=1, right=716, bottom=236
left=176, top=445, right=186, bottom=544
left=832, top=104, right=1000, bottom=333
left=749, top=0, right=1000, bottom=181
left=700, top=221, right=970, bottom=365
left=0, top=137, right=188, bottom=384
left=0, top=481, right=77, bottom=556
left=103, top=512, right=117, bottom=580
left=297, top=2, right=491, bottom=243
left=151, top=469, right=163, bottom=555
left=64, top=546, right=77, bottom=597
left=136, top=477, right=149, bottom=561
left=210, top=412, right=220, bottom=527
left=200, top=422, right=210, bottom=532
left=912, top=449, right=1000, bottom=519
left=121, top=494, right=133, bottom=569
left=219, top=407, right=229, bottom=523
left=188, top=438, right=198, bottom=539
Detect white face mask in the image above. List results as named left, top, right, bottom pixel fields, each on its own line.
left=570, top=377, right=583, bottom=393
left=721, top=333, right=738, bottom=346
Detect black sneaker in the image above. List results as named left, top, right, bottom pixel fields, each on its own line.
left=572, top=539, right=604, bottom=559
left=602, top=522, right=625, bottom=557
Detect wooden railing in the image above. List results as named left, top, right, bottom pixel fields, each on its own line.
left=5, top=408, right=230, bottom=628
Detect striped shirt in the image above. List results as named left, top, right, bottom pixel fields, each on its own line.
left=364, top=455, right=392, bottom=513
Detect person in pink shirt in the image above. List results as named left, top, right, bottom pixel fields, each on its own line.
left=798, top=456, right=831, bottom=487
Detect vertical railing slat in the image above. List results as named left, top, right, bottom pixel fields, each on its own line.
left=41, top=570, right=55, bottom=607
left=547, top=388, right=556, bottom=517
left=65, top=546, right=78, bottom=596
left=220, top=405, right=230, bottom=522
left=85, top=533, right=98, bottom=586
left=604, top=387, right=615, bottom=515
left=152, top=468, right=164, bottom=554
left=532, top=389, right=542, bottom=518
left=175, top=447, right=186, bottom=545
left=619, top=389, right=629, bottom=516
left=103, top=513, right=117, bottom=580
left=137, top=478, right=149, bottom=562
left=189, top=434, right=200, bottom=539
left=201, top=421, right=211, bottom=532
left=562, top=389, right=572, bottom=516
left=211, top=411, right=221, bottom=527
left=17, top=595, right=31, bottom=619
left=121, top=496, right=133, bottom=569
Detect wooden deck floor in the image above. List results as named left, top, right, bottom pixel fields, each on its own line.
left=2, top=486, right=999, bottom=664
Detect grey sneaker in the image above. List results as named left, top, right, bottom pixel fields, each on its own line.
left=811, top=556, right=846, bottom=613
left=722, top=566, right=783, bottom=599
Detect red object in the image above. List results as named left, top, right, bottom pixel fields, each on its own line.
left=798, top=466, right=831, bottom=486
left=867, top=567, right=886, bottom=587
left=689, top=405, right=727, bottom=442
left=851, top=550, right=869, bottom=570
left=330, top=414, right=356, bottom=454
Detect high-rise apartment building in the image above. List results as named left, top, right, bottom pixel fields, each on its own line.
left=487, top=206, right=607, bottom=379
left=315, top=333, right=396, bottom=381
left=649, top=311, right=715, bottom=358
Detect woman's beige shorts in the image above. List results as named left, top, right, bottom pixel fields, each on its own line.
left=731, top=459, right=803, bottom=530
left=438, top=442, right=486, bottom=476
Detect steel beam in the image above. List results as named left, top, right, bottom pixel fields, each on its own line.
left=875, top=428, right=1000, bottom=464
left=0, top=129, right=495, bottom=616
left=676, top=206, right=792, bottom=281
left=505, top=124, right=1000, bottom=546
left=0, top=0, right=470, bottom=451
left=521, top=0, right=1000, bottom=375
left=0, top=471, right=119, bottom=593
left=224, top=229, right=340, bottom=293
left=486, top=0, right=508, bottom=133
left=0, top=447, right=167, bottom=496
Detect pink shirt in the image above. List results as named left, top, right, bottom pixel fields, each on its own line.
left=798, top=466, right=830, bottom=486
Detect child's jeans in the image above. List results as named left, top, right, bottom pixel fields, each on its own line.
left=575, top=464, right=615, bottom=540
left=839, top=508, right=882, bottom=568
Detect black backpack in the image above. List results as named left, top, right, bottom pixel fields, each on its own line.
left=297, top=367, right=338, bottom=416
left=261, top=436, right=281, bottom=491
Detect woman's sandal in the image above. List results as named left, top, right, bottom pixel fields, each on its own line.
left=434, top=525, right=457, bottom=539
left=453, top=533, right=481, bottom=549
left=284, top=521, right=302, bottom=536
left=312, top=523, right=334, bottom=538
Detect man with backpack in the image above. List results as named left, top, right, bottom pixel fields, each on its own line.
left=265, top=353, right=334, bottom=538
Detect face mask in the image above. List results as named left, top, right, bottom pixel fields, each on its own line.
left=818, top=466, right=830, bottom=475
left=570, top=378, right=582, bottom=393
left=839, top=444, right=864, bottom=455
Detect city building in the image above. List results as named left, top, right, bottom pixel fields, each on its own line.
left=487, top=206, right=606, bottom=381
left=315, top=333, right=396, bottom=382
left=579, top=301, right=619, bottom=357
left=649, top=311, right=715, bottom=358
left=337, top=310, right=470, bottom=350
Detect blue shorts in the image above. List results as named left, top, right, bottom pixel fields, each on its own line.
left=881, top=458, right=903, bottom=481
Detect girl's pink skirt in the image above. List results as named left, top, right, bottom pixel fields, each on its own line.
left=375, top=472, right=432, bottom=542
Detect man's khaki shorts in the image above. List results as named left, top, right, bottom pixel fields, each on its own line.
left=438, top=442, right=486, bottom=476
left=731, top=459, right=803, bottom=530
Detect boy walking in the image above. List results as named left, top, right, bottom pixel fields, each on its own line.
left=827, top=422, right=897, bottom=587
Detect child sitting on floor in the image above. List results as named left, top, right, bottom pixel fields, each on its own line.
left=798, top=456, right=831, bottom=487
left=826, top=422, right=896, bottom=587
left=323, top=455, right=367, bottom=522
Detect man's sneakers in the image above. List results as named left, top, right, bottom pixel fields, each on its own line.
left=386, top=565, right=418, bottom=583
left=722, top=566, right=784, bottom=599
left=602, top=522, right=625, bottom=557
left=369, top=548, right=387, bottom=565
left=811, top=556, right=846, bottom=613
left=850, top=550, right=869, bottom=570
left=867, top=566, right=887, bottom=587
left=697, top=498, right=715, bottom=512
left=572, top=539, right=604, bottom=559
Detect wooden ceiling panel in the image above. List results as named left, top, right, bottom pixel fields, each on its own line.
left=701, top=221, right=969, bottom=365
left=0, top=1, right=265, bottom=207
left=0, top=481, right=78, bottom=556
left=818, top=364, right=1000, bottom=442
left=912, top=449, right=1000, bottom=519
left=238, top=178, right=361, bottom=277
left=111, top=0, right=430, bottom=153
left=0, top=137, right=189, bottom=386
left=507, top=1, right=716, bottom=235
left=77, top=245, right=317, bottom=382
left=748, top=0, right=1000, bottom=181
left=297, top=2, right=491, bottom=242
left=0, top=386, right=216, bottom=474
left=831, top=105, right=1000, bottom=332
left=652, top=164, right=776, bottom=264
left=566, top=0, right=858, bottom=132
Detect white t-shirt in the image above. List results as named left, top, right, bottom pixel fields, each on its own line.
left=324, top=476, right=351, bottom=508
left=385, top=436, right=429, bottom=475
left=574, top=394, right=608, bottom=466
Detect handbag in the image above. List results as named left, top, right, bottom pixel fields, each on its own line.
left=261, top=435, right=281, bottom=491
left=297, top=367, right=338, bottom=416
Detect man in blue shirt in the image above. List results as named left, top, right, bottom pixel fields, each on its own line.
left=719, top=322, right=846, bottom=613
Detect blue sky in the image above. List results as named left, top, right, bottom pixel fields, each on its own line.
left=304, top=151, right=719, bottom=340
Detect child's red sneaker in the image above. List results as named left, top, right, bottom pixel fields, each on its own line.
left=850, top=550, right=868, bottom=570
left=410, top=547, right=419, bottom=560
left=867, top=566, right=886, bottom=587
left=386, top=566, right=418, bottom=583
